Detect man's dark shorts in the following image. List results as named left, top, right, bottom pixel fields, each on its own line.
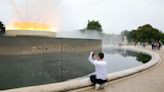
left=90, top=75, right=107, bottom=85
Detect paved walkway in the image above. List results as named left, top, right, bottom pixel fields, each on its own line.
left=69, top=46, right=164, bottom=92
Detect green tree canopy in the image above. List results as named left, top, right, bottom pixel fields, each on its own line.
left=86, top=20, right=102, bottom=32
left=0, top=21, right=5, bottom=36
left=121, top=24, right=163, bottom=44
left=136, top=24, right=161, bottom=42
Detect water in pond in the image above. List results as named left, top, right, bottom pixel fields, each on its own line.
left=103, top=48, right=151, bottom=73
left=0, top=47, right=151, bottom=90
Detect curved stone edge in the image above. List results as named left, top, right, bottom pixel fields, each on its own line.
left=2, top=47, right=160, bottom=92
left=107, top=46, right=160, bottom=81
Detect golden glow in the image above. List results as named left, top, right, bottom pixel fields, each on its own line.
left=7, top=22, right=53, bottom=32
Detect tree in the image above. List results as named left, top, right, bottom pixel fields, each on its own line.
left=0, top=21, right=5, bottom=36
left=121, top=24, right=164, bottom=44
left=86, top=20, right=102, bottom=32
left=121, top=30, right=137, bottom=42
left=161, top=33, right=164, bottom=44
left=129, top=30, right=138, bottom=42
left=136, top=24, right=162, bottom=43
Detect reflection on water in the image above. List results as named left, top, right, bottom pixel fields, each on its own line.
left=0, top=48, right=152, bottom=90
left=0, top=36, right=101, bottom=90
left=103, top=48, right=151, bottom=63
left=103, top=48, right=151, bottom=73
left=0, top=39, right=151, bottom=90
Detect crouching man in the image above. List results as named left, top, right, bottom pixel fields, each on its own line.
left=88, top=51, right=108, bottom=89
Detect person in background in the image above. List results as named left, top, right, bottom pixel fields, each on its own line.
left=88, top=51, right=108, bottom=90
left=152, top=42, right=155, bottom=50
left=158, top=41, right=162, bottom=50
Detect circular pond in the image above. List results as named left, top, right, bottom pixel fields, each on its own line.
left=0, top=47, right=151, bottom=90
left=103, top=48, right=151, bottom=73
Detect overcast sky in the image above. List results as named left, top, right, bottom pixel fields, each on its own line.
left=0, top=0, right=164, bottom=34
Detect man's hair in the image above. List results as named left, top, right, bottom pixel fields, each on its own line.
left=98, top=52, right=104, bottom=59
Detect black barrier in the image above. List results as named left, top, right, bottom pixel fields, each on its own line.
left=0, top=36, right=102, bottom=90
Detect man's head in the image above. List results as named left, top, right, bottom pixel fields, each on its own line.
left=97, top=52, right=104, bottom=60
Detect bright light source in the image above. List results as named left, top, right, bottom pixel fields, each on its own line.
left=7, top=22, right=54, bottom=32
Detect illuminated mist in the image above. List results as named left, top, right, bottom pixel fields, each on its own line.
left=5, top=0, right=60, bottom=32
left=8, top=22, right=50, bottom=31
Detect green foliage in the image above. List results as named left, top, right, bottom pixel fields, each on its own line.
left=136, top=24, right=161, bottom=43
left=121, top=24, right=164, bottom=44
left=161, top=33, right=164, bottom=44
left=121, top=30, right=138, bottom=42
left=0, top=21, right=5, bottom=36
left=136, top=53, right=151, bottom=63
left=86, top=20, right=102, bottom=32
left=111, top=49, right=151, bottom=63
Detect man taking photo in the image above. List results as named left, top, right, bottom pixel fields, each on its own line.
left=88, top=51, right=108, bottom=89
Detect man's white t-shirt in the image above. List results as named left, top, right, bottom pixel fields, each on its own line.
left=88, top=52, right=108, bottom=80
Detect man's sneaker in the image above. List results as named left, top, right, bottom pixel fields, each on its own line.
left=95, top=84, right=101, bottom=90
left=100, top=83, right=106, bottom=89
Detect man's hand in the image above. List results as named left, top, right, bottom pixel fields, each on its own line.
left=88, top=51, right=95, bottom=64
left=90, top=51, right=94, bottom=54
left=90, top=51, right=95, bottom=59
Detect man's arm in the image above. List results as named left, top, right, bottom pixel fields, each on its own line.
left=88, top=51, right=95, bottom=64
